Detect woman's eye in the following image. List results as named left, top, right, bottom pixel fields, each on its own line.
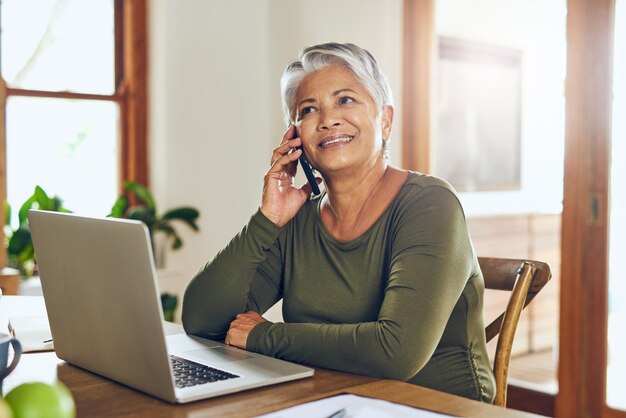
left=339, top=96, right=355, bottom=105
left=300, top=106, right=315, bottom=117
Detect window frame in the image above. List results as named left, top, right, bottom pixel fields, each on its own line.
left=0, top=0, right=148, bottom=269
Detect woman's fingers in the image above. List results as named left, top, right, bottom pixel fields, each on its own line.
left=271, top=125, right=300, bottom=164
left=271, top=137, right=301, bottom=166
left=281, top=124, right=297, bottom=143
left=260, top=127, right=310, bottom=228
left=236, top=311, right=266, bottom=322
left=267, top=148, right=301, bottom=178
left=226, top=311, right=269, bottom=349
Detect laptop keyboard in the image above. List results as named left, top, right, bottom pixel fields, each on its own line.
left=170, top=355, right=240, bottom=388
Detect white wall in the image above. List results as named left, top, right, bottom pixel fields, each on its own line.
left=149, top=0, right=403, bottom=302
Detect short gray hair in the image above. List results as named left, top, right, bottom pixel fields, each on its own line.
left=280, top=42, right=394, bottom=125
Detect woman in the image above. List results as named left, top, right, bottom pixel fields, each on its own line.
left=182, top=42, right=496, bottom=402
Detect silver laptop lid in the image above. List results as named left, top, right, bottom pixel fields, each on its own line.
left=28, top=210, right=176, bottom=401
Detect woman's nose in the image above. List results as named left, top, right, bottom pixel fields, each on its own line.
left=318, top=108, right=342, bottom=130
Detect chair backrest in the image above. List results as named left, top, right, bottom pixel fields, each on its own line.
left=478, top=257, right=552, bottom=407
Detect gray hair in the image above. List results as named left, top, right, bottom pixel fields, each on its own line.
left=280, top=42, right=394, bottom=125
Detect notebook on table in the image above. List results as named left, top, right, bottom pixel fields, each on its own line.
left=8, top=315, right=54, bottom=352
left=28, top=210, right=313, bottom=403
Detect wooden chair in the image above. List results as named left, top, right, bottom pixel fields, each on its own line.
left=478, top=257, right=552, bottom=407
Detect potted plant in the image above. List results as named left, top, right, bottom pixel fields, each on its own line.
left=4, top=182, right=199, bottom=323
left=108, top=180, right=200, bottom=265
left=5, top=186, right=71, bottom=279
left=109, top=181, right=201, bottom=322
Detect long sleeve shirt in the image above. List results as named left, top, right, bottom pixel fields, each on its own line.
left=182, top=172, right=496, bottom=402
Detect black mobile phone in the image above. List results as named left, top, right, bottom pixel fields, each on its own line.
left=292, top=126, right=321, bottom=196
left=298, top=149, right=321, bottom=196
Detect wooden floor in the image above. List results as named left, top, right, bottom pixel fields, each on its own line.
left=508, top=348, right=558, bottom=393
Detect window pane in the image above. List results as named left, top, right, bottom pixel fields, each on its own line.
left=435, top=38, right=522, bottom=192
left=0, top=0, right=115, bottom=94
left=435, top=0, right=566, bottom=216
left=607, top=0, right=626, bottom=410
left=436, top=0, right=566, bottom=395
left=6, top=97, right=119, bottom=224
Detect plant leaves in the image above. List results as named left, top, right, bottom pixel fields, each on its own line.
left=18, top=244, right=35, bottom=265
left=18, top=194, right=37, bottom=225
left=171, top=235, right=183, bottom=250
left=17, top=186, right=71, bottom=224
left=124, top=181, right=156, bottom=213
left=8, top=225, right=32, bottom=256
left=5, top=201, right=12, bottom=227
left=52, top=196, right=66, bottom=211
left=125, top=205, right=155, bottom=227
left=161, top=207, right=200, bottom=231
left=154, top=223, right=183, bottom=250
left=161, top=293, right=178, bottom=310
left=108, top=196, right=128, bottom=218
left=7, top=186, right=71, bottom=279
left=34, top=185, right=54, bottom=210
left=160, top=293, right=178, bottom=322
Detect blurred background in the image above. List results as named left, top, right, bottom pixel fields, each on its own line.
left=0, top=1, right=623, bottom=415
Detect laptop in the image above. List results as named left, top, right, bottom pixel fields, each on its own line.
left=28, top=210, right=314, bottom=403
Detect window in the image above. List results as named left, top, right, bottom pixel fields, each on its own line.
left=434, top=37, right=522, bottom=193
left=0, top=0, right=147, bottom=266
left=403, top=0, right=567, bottom=414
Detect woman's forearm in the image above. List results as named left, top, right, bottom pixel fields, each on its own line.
left=182, top=210, right=282, bottom=338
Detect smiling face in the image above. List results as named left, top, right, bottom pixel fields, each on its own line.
left=294, top=65, right=393, bottom=176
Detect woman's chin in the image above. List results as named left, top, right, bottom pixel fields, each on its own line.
left=315, top=159, right=359, bottom=177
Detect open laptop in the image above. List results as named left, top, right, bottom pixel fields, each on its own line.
left=28, top=210, right=313, bottom=403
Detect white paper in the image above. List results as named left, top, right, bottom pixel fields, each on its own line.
left=254, top=394, right=454, bottom=418
left=8, top=316, right=54, bottom=352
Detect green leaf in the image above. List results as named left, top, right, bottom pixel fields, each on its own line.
left=18, top=194, right=37, bottom=225
left=161, top=293, right=178, bottom=310
left=161, top=293, right=178, bottom=322
left=124, top=181, right=156, bottom=213
left=8, top=225, right=32, bottom=256
left=154, top=223, right=183, bottom=250
left=34, top=185, right=54, bottom=210
left=5, top=201, right=12, bottom=227
left=108, top=196, right=128, bottom=218
left=161, top=207, right=200, bottom=231
left=52, top=196, right=66, bottom=211
left=17, top=244, right=35, bottom=265
left=7, top=186, right=72, bottom=279
left=125, top=205, right=155, bottom=227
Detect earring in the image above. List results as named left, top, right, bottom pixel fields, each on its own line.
left=382, top=138, right=391, bottom=161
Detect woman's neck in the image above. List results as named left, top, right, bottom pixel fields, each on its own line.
left=323, top=163, right=387, bottom=217
left=320, top=162, right=407, bottom=242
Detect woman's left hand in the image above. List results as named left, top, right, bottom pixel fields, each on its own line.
left=225, top=311, right=270, bottom=349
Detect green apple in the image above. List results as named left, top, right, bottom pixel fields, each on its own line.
left=5, top=382, right=75, bottom=418
left=0, top=397, right=13, bottom=418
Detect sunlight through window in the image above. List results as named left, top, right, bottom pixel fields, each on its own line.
left=1, top=0, right=118, bottom=225
left=607, top=0, right=626, bottom=410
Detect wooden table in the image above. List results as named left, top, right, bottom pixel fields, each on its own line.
left=0, top=296, right=542, bottom=417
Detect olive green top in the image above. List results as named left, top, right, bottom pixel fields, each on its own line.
left=182, top=172, right=496, bottom=402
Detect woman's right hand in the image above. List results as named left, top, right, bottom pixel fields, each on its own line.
left=260, top=125, right=319, bottom=227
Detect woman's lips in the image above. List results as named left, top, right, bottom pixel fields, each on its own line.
left=319, top=135, right=354, bottom=148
